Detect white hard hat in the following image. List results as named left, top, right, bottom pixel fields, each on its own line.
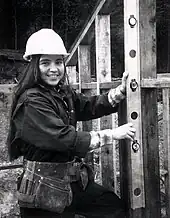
left=23, top=28, right=69, bottom=61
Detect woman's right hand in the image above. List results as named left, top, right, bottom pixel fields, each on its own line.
left=112, top=123, right=136, bottom=141
left=89, top=123, right=136, bottom=151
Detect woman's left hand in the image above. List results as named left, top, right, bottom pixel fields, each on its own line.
left=120, top=71, right=129, bottom=94
left=108, top=71, right=129, bottom=107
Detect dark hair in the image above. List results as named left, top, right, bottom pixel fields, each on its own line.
left=7, top=55, right=41, bottom=161
left=11, top=55, right=41, bottom=116
left=7, top=55, right=68, bottom=161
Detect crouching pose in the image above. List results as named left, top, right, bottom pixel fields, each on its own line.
left=7, top=28, right=136, bottom=218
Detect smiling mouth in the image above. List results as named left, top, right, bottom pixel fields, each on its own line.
left=47, top=74, right=59, bottom=78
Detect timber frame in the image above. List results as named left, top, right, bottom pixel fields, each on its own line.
left=65, top=0, right=170, bottom=217
left=0, top=0, right=170, bottom=217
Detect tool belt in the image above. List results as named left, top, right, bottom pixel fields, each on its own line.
left=17, top=159, right=94, bottom=213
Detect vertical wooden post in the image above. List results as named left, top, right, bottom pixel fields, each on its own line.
left=167, top=1, right=170, bottom=73
left=95, top=14, right=117, bottom=190
left=140, top=0, right=161, bottom=217
left=121, top=0, right=161, bottom=217
left=164, top=6, right=170, bottom=216
left=78, top=46, right=91, bottom=92
left=51, top=0, right=54, bottom=29
left=66, top=66, right=77, bottom=85
left=67, top=64, right=82, bottom=131
left=163, top=88, right=170, bottom=217
left=78, top=45, right=92, bottom=132
left=124, top=0, right=145, bottom=216
left=77, top=45, right=94, bottom=167
left=112, top=113, right=118, bottom=193
left=95, top=15, right=111, bottom=84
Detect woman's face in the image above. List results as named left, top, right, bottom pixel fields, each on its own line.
left=39, top=54, right=65, bottom=86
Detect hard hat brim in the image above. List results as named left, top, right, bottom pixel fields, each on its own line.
left=23, top=53, right=70, bottom=61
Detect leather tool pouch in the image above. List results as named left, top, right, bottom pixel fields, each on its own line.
left=35, top=176, right=72, bottom=213
left=17, top=160, right=94, bottom=213
left=17, top=162, right=73, bottom=213
left=79, top=163, right=94, bottom=190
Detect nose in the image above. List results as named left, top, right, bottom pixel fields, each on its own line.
left=50, top=62, right=59, bottom=72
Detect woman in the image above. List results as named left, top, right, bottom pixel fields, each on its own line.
left=7, top=28, right=135, bottom=218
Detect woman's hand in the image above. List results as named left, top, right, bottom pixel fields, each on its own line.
left=120, top=71, right=129, bottom=94
left=108, top=71, right=129, bottom=107
left=89, top=123, right=136, bottom=151
left=112, top=123, right=136, bottom=141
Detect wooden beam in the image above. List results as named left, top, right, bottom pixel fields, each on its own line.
left=100, top=0, right=118, bottom=14
left=77, top=45, right=94, bottom=169
left=112, top=112, right=118, bottom=194
left=123, top=0, right=145, bottom=215
left=65, top=0, right=107, bottom=66
left=0, top=164, right=23, bottom=171
left=95, top=15, right=111, bottom=83
left=65, top=0, right=117, bottom=66
left=78, top=45, right=91, bottom=91
left=121, top=2, right=161, bottom=217
left=163, top=88, right=170, bottom=217
left=0, top=84, right=15, bottom=92
left=95, top=14, right=117, bottom=190
left=167, top=0, right=170, bottom=73
left=140, top=0, right=161, bottom=217
left=78, top=45, right=93, bottom=132
left=141, top=89, right=160, bottom=217
left=0, top=49, right=24, bottom=61
left=73, top=80, right=121, bottom=90
left=157, top=73, right=170, bottom=78
left=141, top=78, right=170, bottom=88
left=66, top=66, right=77, bottom=85
left=4, top=76, right=170, bottom=91
left=0, top=81, right=122, bottom=93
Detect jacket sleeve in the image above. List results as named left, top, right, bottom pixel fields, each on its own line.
left=73, top=90, right=119, bottom=121
left=14, top=92, right=91, bottom=157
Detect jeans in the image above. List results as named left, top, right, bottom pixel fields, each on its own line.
left=20, top=181, right=126, bottom=218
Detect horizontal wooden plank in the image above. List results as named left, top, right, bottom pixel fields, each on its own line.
left=71, top=81, right=121, bottom=90
left=141, top=73, right=170, bottom=88
left=141, top=78, right=170, bottom=88
left=0, top=49, right=24, bottom=61
left=3, top=76, right=170, bottom=90
left=157, top=73, right=170, bottom=77
left=0, top=81, right=121, bottom=92
left=0, top=164, right=23, bottom=171
left=0, top=84, right=15, bottom=93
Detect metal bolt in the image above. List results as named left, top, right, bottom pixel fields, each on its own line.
left=129, top=15, right=137, bottom=28
left=130, top=79, right=138, bottom=92
left=132, top=140, right=140, bottom=152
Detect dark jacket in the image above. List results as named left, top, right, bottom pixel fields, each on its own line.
left=10, top=84, right=118, bottom=162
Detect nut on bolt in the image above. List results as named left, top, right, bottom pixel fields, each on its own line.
left=129, top=15, right=137, bottom=28
left=132, top=140, right=140, bottom=152
left=130, top=79, right=138, bottom=92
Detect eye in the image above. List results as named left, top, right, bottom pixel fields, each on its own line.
left=40, top=61, right=50, bottom=66
left=56, top=60, right=63, bottom=65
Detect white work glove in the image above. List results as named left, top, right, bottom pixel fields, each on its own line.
left=89, top=123, right=136, bottom=150
left=108, top=72, right=128, bottom=107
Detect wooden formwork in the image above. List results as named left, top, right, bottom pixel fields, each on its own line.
left=66, top=0, right=170, bottom=217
